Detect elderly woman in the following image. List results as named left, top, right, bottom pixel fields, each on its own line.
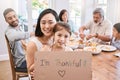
left=59, top=9, right=78, bottom=35
left=26, top=8, right=59, bottom=79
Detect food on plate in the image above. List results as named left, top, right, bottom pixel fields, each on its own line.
left=79, top=39, right=84, bottom=44
left=84, top=47, right=101, bottom=54
left=97, top=45, right=117, bottom=51
left=67, top=40, right=79, bottom=49
left=104, top=46, right=110, bottom=50
left=85, top=41, right=98, bottom=47
left=70, top=37, right=75, bottom=41
left=87, top=47, right=97, bottom=52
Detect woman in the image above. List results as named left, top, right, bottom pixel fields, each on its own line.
left=59, top=9, right=78, bottom=35
left=26, top=8, right=59, bottom=79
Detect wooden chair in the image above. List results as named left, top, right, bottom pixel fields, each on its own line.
left=5, top=35, right=29, bottom=80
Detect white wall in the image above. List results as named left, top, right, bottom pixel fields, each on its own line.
left=0, top=0, right=18, bottom=60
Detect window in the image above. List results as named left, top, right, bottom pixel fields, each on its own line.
left=69, top=0, right=82, bottom=31
left=98, top=0, right=107, bottom=4
left=97, top=0, right=107, bottom=15
left=18, top=0, right=49, bottom=22
left=32, top=0, right=49, bottom=23
left=18, top=0, right=49, bottom=31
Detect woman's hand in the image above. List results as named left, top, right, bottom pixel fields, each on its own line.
left=29, top=64, right=35, bottom=80
left=30, top=70, right=35, bottom=80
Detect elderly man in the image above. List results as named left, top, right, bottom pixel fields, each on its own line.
left=79, top=8, right=112, bottom=44
left=3, top=8, right=34, bottom=70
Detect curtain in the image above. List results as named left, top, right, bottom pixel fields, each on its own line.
left=81, top=0, right=95, bottom=25
left=107, top=0, right=120, bottom=25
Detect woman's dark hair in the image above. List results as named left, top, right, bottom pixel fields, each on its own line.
left=53, top=22, right=71, bottom=35
left=113, top=23, right=120, bottom=33
left=35, top=8, right=59, bottom=37
left=59, top=9, right=67, bottom=21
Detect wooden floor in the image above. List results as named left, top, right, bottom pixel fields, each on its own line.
left=0, top=60, right=29, bottom=80
left=0, top=60, right=12, bottom=80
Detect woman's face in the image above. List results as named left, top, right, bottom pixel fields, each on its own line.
left=113, top=27, right=118, bottom=38
left=40, top=13, right=57, bottom=37
left=62, top=12, right=68, bottom=22
left=54, top=27, right=70, bottom=48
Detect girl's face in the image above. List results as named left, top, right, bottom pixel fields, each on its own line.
left=54, top=27, right=70, bottom=48
left=113, top=27, right=119, bottom=38
left=40, top=13, right=57, bottom=37
left=62, top=12, right=68, bottom=22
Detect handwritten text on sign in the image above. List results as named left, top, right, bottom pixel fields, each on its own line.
left=34, top=51, right=92, bottom=80
left=39, top=59, right=87, bottom=67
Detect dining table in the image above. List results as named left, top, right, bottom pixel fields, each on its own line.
left=92, top=50, right=120, bottom=80
left=69, top=35, right=120, bottom=80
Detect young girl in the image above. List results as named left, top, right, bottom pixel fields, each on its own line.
left=111, top=23, right=120, bottom=50
left=41, top=22, right=73, bottom=51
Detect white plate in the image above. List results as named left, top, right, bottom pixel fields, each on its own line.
left=83, top=46, right=101, bottom=54
left=97, top=45, right=117, bottom=52
left=68, top=45, right=78, bottom=49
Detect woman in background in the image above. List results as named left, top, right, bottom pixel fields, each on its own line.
left=59, top=9, right=78, bottom=35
